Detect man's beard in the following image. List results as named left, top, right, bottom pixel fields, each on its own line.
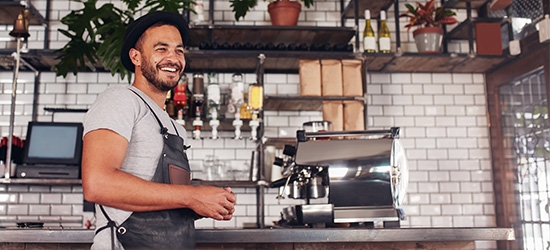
left=141, top=56, right=181, bottom=92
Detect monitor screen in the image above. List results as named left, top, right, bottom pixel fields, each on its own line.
left=23, top=122, right=83, bottom=166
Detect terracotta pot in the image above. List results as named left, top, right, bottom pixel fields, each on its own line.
left=267, top=0, right=301, bottom=26
left=412, top=27, right=444, bottom=54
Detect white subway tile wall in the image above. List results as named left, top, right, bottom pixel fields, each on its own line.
left=0, top=0, right=495, bottom=247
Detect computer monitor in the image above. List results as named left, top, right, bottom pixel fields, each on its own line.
left=22, top=122, right=83, bottom=166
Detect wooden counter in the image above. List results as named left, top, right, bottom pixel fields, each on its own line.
left=0, top=227, right=514, bottom=249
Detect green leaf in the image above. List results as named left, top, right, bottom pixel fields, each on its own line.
left=405, top=3, right=417, bottom=16
left=229, top=0, right=257, bottom=21
left=303, top=0, right=313, bottom=8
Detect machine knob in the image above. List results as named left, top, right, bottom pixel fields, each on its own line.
left=273, top=157, right=284, bottom=167
left=282, top=145, right=296, bottom=156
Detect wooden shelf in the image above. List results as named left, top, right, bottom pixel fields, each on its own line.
left=188, top=25, right=356, bottom=48
left=364, top=52, right=509, bottom=73
left=184, top=50, right=358, bottom=73
left=443, top=0, right=490, bottom=9
left=342, top=0, right=394, bottom=19
left=0, top=1, right=46, bottom=25
left=1, top=49, right=511, bottom=74
left=264, top=95, right=362, bottom=111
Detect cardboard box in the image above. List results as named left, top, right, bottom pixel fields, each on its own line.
left=343, top=101, right=364, bottom=131
left=321, top=60, right=343, bottom=96
left=299, top=59, right=322, bottom=96
left=342, top=59, right=363, bottom=97
left=322, top=101, right=343, bottom=131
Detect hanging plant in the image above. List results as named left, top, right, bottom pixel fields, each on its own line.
left=54, top=0, right=194, bottom=81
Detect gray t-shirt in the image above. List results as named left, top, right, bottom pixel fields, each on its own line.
left=84, top=85, right=187, bottom=250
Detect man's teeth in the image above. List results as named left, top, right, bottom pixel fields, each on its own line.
left=161, top=67, right=177, bottom=72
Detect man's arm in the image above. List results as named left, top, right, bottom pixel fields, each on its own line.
left=81, top=129, right=236, bottom=220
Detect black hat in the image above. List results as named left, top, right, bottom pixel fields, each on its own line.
left=120, top=11, right=190, bottom=72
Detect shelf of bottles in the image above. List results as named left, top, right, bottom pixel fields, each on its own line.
left=165, top=71, right=264, bottom=140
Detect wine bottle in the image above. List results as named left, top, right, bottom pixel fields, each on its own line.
left=221, top=42, right=231, bottom=50
left=309, top=43, right=323, bottom=51
left=378, top=10, right=391, bottom=53
left=264, top=43, right=275, bottom=50
left=287, top=43, right=297, bottom=51
left=363, top=10, right=376, bottom=53
left=275, top=43, right=286, bottom=50
left=297, top=43, right=309, bottom=51
left=192, top=0, right=206, bottom=25
left=243, top=42, right=253, bottom=50
left=254, top=43, right=264, bottom=50
left=210, top=42, right=220, bottom=50
left=232, top=42, right=243, bottom=50
left=198, top=41, right=210, bottom=50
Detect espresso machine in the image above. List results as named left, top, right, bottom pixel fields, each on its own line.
left=272, top=127, right=408, bottom=228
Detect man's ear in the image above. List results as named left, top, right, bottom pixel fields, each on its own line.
left=129, top=48, right=141, bottom=68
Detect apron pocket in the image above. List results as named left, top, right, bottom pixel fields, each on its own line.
left=168, top=164, right=191, bottom=185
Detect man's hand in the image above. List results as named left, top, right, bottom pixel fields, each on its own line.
left=188, top=186, right=236, bottom=220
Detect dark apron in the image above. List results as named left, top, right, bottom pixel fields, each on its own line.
left=95, top=89, right=196, bottom=250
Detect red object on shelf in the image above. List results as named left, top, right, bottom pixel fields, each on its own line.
left=173, top=82, right=188, bottom=109
left=475, top=22, right=503, bottom=56
left=0, top=136, right=24, bottom=163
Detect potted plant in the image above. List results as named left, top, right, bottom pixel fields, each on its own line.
left=400, top=0, right=458, bottom=53
left=230, top=0, right=313, bottom=26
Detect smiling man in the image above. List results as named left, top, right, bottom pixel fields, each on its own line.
left=81, top=11, right=236, bottom=250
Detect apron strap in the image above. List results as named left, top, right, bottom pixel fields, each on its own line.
left=128, top=88, right=168, bottom=135
left=96, top=205, right=118, bottom=250
left=128, top=88, right=183, bottom=138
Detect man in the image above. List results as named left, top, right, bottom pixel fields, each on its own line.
left=82, top=11, right=236, bottom=250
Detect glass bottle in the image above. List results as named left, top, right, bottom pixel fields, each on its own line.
left=192, top=73, right=205, bottom=119
left=173, top=75, right=188, bottom=120
left=240, top=92, right=251, bottom=119
left=363, top=9, right=376, bottom=53
left=378, top=10, right=391, bottom=53
left=192, top=0, right=206, bottom=25
left=248, top=84, right=264, bottom=112
left=207, top=73, right=221, bottom=120
left=228, top=73, right=244, bottom=119
left=165, top=90, right=176, bottom=118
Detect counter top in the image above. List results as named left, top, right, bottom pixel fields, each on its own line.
left=0, top=227, right=514, bottom=243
